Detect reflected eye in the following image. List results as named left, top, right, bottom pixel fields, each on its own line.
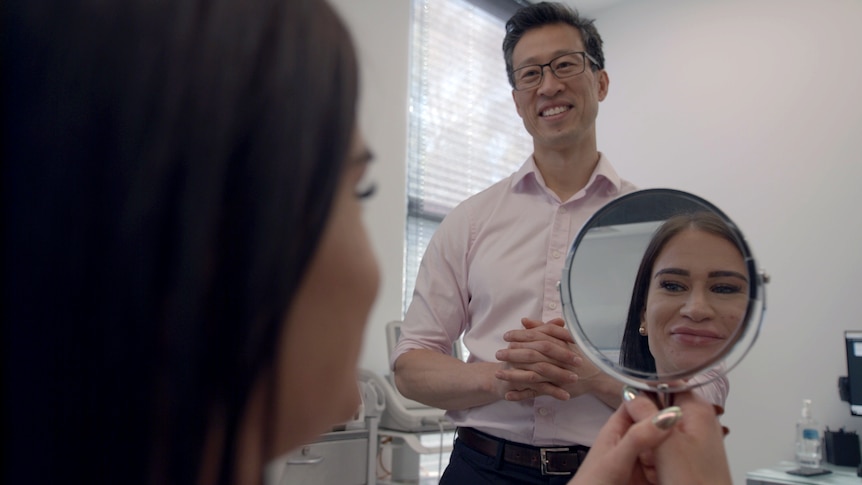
left=711, top=283, right=743, bottom=295
left=659, top=280, right=687, bottom=292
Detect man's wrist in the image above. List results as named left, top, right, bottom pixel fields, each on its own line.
left=590, top=373, right=625, bottom=408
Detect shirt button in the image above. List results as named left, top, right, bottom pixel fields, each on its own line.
left=552, top=250, right=561, bottom=259
left=548, top=302, right=557, bottom=310
left=538, top=408, right=549, bottom=416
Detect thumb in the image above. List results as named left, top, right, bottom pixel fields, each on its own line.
left=613, top=403, right=682, bottom=465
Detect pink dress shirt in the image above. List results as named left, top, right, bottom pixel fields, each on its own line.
left=392, top=154, right=727, bottom=447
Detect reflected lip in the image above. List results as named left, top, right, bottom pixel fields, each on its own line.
left=670, top=327, right=724, bottom=339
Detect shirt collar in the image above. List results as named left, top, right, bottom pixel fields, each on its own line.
left=513, top=152, right=623, bottom=197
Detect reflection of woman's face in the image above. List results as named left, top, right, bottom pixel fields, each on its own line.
left=269, top=129, right=380, bottom=455
left=641, top=229, right=748, bottom=375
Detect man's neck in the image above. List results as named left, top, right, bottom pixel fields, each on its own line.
left=533, top=143, right=600, bottom=201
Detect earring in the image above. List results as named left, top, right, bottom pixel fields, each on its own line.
left=638, top=326, right=647, bottom=336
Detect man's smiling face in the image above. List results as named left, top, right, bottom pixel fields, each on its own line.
left=510, top=23, right=608, bottom=151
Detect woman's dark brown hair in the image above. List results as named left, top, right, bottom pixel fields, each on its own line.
left=4, top=0, right=358, bottom=483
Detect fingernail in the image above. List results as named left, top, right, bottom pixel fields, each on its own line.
left=652, top=406, right=682, bottom=430
left=622, top=386, right=639, bottom=402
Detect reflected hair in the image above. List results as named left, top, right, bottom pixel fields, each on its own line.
left=502, top=1, right=605, bottom=88
left=619, top=212, right=746, bottom=374
left=5, top=0, right=358, bottom=484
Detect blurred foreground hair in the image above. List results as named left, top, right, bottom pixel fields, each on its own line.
left=4, top=0, right=358, bottom=483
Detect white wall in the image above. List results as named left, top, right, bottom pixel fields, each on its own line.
left=333, top=0, right=862, bottom=482
left=328, top=0, right=411, bottom=377
left=593, top=0, right=862, bottom=482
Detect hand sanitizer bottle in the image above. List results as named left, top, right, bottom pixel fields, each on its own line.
left=796, top=399, right=822, bottom=470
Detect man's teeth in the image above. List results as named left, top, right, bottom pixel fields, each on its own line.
left=541, top=106, right=569, bottom=117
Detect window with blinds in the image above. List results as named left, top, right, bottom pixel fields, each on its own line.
left=404, top=0, right=533, bottom=314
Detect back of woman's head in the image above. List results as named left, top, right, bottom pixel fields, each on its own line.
left=5, top=0, right=358, bottom=483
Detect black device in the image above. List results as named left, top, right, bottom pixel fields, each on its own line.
left=839, top=331, right=862, bottom=416
left=824, top=428, right=861, bottom=467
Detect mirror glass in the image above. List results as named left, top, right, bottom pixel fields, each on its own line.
left=559, top=189, right=766, bottom=393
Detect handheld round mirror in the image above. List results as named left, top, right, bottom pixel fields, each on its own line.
left=559, top=188, right=767, bottom=393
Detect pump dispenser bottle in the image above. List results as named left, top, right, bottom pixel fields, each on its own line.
left=796, top=399, right=822, bottom=470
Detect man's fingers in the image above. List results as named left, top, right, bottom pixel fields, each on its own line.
left=498, top=341, right=577, bottom=366
left=520, top=317, right=543, bottom=329
left=504, top=383, right=570, bottom=401
left=495, top=364, right=578, bottom=385
left=505, top=325, right=574, bottom=344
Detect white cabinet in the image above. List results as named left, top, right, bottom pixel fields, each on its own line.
left=265, top=417, right=379, bottom=485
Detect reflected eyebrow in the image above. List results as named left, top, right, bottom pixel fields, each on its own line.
left=708, top=270, right=749, bottom=283
left=654, top=268, right=688, bottom=278
left=654, top=268, right=748, bottom=283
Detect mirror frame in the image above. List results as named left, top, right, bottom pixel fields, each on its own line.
left=559, top=188, right=766, bottom=392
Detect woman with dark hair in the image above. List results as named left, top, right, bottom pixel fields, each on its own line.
left=4, top=0, right=734, bottom=483
left=5, top=0, right=377, bottom=483
left=620, top=212, right=749, bottom=380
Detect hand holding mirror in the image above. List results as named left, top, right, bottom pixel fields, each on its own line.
left=560, top=189, right=767, bottom=397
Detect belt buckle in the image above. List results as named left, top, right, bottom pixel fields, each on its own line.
left=540, top=447, right=572, bottom=476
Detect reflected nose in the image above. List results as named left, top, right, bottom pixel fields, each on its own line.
left=680, top=290, right=715, bottom=322
left=536, top=65, right=564, bottom=96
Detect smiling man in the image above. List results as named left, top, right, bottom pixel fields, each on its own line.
left=392, top=2, right=728, bottom=484
left=509, top=22, right=608, bottom=201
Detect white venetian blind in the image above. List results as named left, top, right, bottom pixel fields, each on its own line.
left=403, top=0, right=533, bottom=314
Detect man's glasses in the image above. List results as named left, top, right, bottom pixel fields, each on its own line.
left=511, top=51, right=600, bottom=91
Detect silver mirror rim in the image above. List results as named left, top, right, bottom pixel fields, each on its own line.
left=559, top=188, right=766, bottom=392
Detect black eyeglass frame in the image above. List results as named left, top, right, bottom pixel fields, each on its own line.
left=511, top=51, right=601, bottom=91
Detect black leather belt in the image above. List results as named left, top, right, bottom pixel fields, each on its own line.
left=456, top=427, right=589, bottom=476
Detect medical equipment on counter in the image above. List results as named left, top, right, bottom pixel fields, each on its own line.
left=363, top=321, right=459, bottom=483
left=359, top=369, right=452, bottom=433
left=360, top=321, right=459, bottom=433
left=263, top=377, right=384, bottom=485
